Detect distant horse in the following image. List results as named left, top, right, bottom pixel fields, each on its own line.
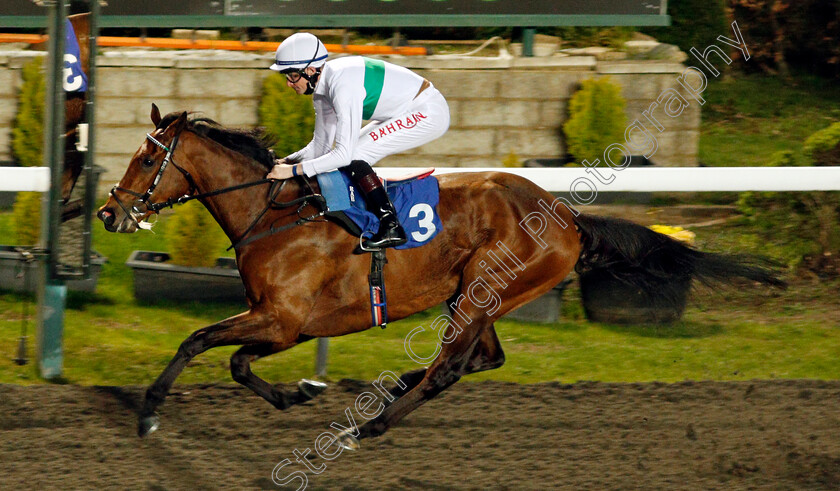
left=98, top=105, right=783, bottom=447
left=61, top=13, right=91, bottom=217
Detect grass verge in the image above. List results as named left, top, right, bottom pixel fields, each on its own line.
left=0, top=213, right=837, bottom=386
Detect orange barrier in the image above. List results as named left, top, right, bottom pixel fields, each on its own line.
left=0, top=33, right=429, bottom=56
left=0, top=33, right=45, bottom=43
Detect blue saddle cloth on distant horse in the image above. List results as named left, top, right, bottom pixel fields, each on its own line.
left=316, top=168, right=442, bottom=250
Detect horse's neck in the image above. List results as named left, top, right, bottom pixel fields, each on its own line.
left=186, top=140, right=301, bottom=244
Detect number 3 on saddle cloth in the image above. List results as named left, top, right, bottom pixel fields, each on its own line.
left=316, top=168, right=443, bottom=328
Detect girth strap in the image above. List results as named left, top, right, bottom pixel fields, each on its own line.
left=369, top=249, right=388, bottom=328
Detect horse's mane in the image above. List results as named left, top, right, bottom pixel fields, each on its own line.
left=157, top=113, right=277, bottom=170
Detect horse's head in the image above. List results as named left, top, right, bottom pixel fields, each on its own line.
left=97, top=104, right=193, bottom=233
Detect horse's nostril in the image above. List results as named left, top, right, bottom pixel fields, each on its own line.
left=98, top=208, right=115, bottom=227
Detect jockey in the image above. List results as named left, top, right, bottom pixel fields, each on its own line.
left=266, top=32, right=450, bottom=249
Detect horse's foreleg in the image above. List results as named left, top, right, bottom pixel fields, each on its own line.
left=138, top=310, right=268, bottom=437
left=230, top=343, right=327, bottom=410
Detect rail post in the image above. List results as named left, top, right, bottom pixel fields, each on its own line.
left=37, top=0, right=68, bottom=380
left=315, top=338, right=329, bottom=377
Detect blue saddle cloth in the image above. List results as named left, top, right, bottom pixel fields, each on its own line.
left=64, top=19, right=88, bottom=93
left=316, top=170, right=442, bottom=250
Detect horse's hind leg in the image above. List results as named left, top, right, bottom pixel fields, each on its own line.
left=230, top=344, right=327, bottom=409
left=383, top=324, right=503, bottom=402
left=343, top=238, right=569, bottom=447
left=340, top=306, right=490, bottom=447
left=385, top=368, right=427, bottom=401
left=465, top=323, right=506, bottom=374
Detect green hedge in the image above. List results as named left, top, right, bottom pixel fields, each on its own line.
left=562, top=77, right=627, bottom=164
left=803, top=122, right=840, bottom=166
left=11, top=58, right=45, bottom=245
left=12, top=58, right=45, bottom=169
left=737, top=124, right=840, bottom=272
left=165, top=200, right=227, bottom=268
left=258, top=72, right=315, bottom=158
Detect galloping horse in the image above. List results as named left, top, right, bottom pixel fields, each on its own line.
left=98, top=105, right=783, bottom=447
left=62, top=13, right=92, bottom=218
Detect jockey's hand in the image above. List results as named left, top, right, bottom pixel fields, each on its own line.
left=267, top=162, right=299, bottom=180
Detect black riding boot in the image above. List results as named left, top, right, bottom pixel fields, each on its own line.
left=347, top=160, right=407, bottom=249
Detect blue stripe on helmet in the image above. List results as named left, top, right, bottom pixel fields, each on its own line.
left=273, top=53, right=328, bottom=66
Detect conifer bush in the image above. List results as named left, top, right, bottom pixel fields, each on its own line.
left=562, top=77, right=627, bottom=165
left=12, top=192, right=42, bottom=245
left=11, top=57, right=45, bottom=245
left=258, top=72, right=315, bottom=157
left=12, top=58, right=45, bottom=169
left=165, top=201, right=226, bottom=268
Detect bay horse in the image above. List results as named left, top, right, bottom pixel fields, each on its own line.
left=98, top=105, right=783, bottom=447
left=62, top=12, right=92, bottom=218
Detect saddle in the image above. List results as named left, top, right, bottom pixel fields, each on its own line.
left=315, top=167, right=443, bottom=329
left=316, top=167, right=442, bottom=251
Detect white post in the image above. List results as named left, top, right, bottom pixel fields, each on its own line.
left=315, top=338, right=329, bottom=377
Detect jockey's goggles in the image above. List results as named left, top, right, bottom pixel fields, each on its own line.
left=282, top=69, right=305, bottom=84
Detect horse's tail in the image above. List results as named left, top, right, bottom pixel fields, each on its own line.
left=572, top=214, right=786, bottom=293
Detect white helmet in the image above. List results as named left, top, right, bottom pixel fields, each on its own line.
left=270, top=33, right=328, bottom=72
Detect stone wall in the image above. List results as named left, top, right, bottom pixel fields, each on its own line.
left=0, top=50, right=700, bottom=186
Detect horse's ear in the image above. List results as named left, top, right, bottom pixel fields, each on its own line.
left=150, top=103, right=161, bottom=127
left=170, top=111, right=188, bottom=135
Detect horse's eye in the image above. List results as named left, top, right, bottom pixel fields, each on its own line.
left=142, top=157, right=155, bottom=168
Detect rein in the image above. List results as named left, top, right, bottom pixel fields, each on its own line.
left=112, top=130, right=326, bottom=249
left=227, top=178, right=326, bottom=251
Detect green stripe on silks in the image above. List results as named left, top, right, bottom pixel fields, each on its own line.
left=362, top=58, right=385, bottom=120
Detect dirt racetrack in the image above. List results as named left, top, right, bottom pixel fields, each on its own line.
left=1, top=379, right=839, bottom=490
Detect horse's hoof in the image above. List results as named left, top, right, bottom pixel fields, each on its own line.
left=138, top=414, right=160, bottom=438
left=336, top=429, right=360, bottom=451
left=298, top=379, right=328, bottom=400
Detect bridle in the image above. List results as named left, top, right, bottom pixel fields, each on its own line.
left=109, top=131, right=199, bottom=226
left=109, top=128, right=326, bottom=249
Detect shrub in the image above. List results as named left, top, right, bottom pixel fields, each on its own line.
left=258, top=72, right=315, bottom=158
left=12, top=57, right=45, bottom=168
left=11, top=57, right=45, bottom=245
left=562, top=77, right=627, bottom=164
left=165, top=201, right=227, bottom=268
left=502, top=150, right=521, bottom=168
left=737, top=140, right=840, bottom=275
left=12, top=192, right=42, bottom=245
left=803, top=122, right=840, bottom=167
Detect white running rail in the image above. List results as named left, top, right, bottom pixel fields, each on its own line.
left=0, top=167, right=51, bottom=192
left=376, top=166, right=840, bottom=192
left=3, top=166, right=838, bottom=194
